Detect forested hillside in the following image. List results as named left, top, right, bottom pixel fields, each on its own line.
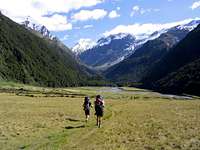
left=0, top=13, right=89, bottom=87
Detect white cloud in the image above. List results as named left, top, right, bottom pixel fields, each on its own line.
left=108, top=10, right=120, bottom=19
left=83, top=25, right=94, bottom=29
left=117, top=7, right=121, bottom=10
left=0, top=0, right=104, bottom=16
left=38, top=14, right=72, bottom=31
left=103, top=18, right=198, bottom=39
left=0, top=0, right=104, bottom=31
left=61, top=34, right=69, bottom=41
left=133, top=5, right=140, bottom=11
left=131, top=5, right=159, bottom=17
left=130, top=5, right=140, bottom=16
left=72, top=9, right=107, bottom=21
left=191, top=1, right=200, bottom=10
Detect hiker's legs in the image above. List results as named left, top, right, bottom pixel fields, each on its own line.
left=96, top=116, right=101, bottom=128
left=98, top=117, right=102, bottom=128
left=86, top=115, right=89, bottom=122
left=85, top=109, right=90, bottom=122
left=96, top=116, right=99, bottom=126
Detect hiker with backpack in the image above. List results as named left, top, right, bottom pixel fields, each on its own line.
left=83, top=96, right=92, bottom=122
left=94, top=95, right=105, bottom=128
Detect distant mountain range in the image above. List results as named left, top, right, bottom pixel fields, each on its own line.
left=1, top=12, right=200, bottom=95
left=104, top=23, right=200, bottom=95
left=104, top=25, right=190, bottom=83
left=73, top=19, right=200, bottom=70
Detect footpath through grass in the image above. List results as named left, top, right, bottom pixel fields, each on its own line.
left=0, top=85, right=199, bottom=150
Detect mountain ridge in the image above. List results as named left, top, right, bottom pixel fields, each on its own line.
left=74, top=19, right=200, bottom=70
left=104, top=24, right=191, bottom=84
left=0, top=13, right=90, bottom=87
left=21, top=18, right=56, bottom=41
left=141, top=24, right=200, bottom=95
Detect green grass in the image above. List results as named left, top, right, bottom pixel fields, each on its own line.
left=0, top=85, right=199, bottom=150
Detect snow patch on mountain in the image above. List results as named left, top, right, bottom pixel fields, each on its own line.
left=125, top=44, right=135, bottom=51
left=176, top=20, right=200, bottom=31
left=96, top=33, right=135, bottom=47
left=73, top=19, right=200, bottom=69
left=94, top=56, right=125, bottom=70
left=97, top=37, right=112, bottom=47
left=72, top=33, right=136, bottom=55
left=72, top=39, right=96, bottom=55
left=112, top=33, right=131, bottom=40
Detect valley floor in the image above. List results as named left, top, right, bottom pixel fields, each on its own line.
left=0, top=85, right=200, bottom=150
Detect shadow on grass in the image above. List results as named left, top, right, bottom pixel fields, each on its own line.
left=65, top=117, right=83, bottom=122
left=65, top=125, right=85, bottom=129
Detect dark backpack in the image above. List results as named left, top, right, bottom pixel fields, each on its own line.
left=84, top=97, right=91, bottom=110
left=95, top=98, right=104, bottom=111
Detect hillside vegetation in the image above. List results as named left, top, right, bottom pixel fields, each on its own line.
left=142, top=24, right=200, bottom=95
left=0, top=13, right=91, bottom=87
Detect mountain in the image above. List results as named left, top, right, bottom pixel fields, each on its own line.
left=141, top=24, right=200, bottom=95
left=176, top=19, right=200, bottom=31
left=0, top=13, right=95, bottom=87
left=154, top=58, right=200, bottom=96
left=75, top=20, right=200, bottom=70
left=78, top=33, right=139, bottom=70
left=21, top=18, right=78, bottom=59
left=104, top=24, right=191, bottom=84
left=72, top=39, right=96, bottom=55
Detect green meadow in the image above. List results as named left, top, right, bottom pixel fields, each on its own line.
left=0, top=83, right=199, bottom=150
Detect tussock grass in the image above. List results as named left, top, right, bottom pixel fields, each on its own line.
left=0, top=85, right=199, bottom=149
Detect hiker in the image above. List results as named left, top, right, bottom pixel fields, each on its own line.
left=94, top=95, right=105, bottom=128
left=83, top=96, right=92, bottom=122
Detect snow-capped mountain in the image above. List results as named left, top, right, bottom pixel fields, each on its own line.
left=21, top=18, right=56, bottom=40
left=72, top=33, right=135, bottom=56
left=96, top=33, right=134, bottom=47
left=73, top=30, right=166, bottom=58
left=73, top=19, right=200, bottom=70
left=176, top=20, right=200, bottom=31
left=72, top=39, right=96, bottom=55
left=104, top=22, right=199, bottom=83
left=79, top=33, right=137, bottom=70
left=77, top=31, right=168, bottom=70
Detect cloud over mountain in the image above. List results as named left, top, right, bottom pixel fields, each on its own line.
left=103, top=18, right=199, bottom=39
left=72, top=9, right=107, bottom=22
left=191, top=1, right=200, bottom=10
left=108, top=10, right=120, bottom=19
left=0, top=0, right=104, bottom=31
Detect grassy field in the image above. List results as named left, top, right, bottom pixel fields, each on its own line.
left=0, top=84, right=200, bottom=150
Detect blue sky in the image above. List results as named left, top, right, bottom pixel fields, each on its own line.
left=54, top=0, right=200, bottom=47
left=0, top=0, right=200, bottom=47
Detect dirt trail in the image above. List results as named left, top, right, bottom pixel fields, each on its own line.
left=64, top=105, right=117, bottom=149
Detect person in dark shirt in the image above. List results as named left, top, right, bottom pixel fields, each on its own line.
left=83, top=96, right=92, bottom=122
left=94, top=95, right=105, bottom=128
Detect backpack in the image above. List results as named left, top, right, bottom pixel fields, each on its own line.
left=84, top=97, right=91, bottom=110
left=95, top=97, right=104, bottom=110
